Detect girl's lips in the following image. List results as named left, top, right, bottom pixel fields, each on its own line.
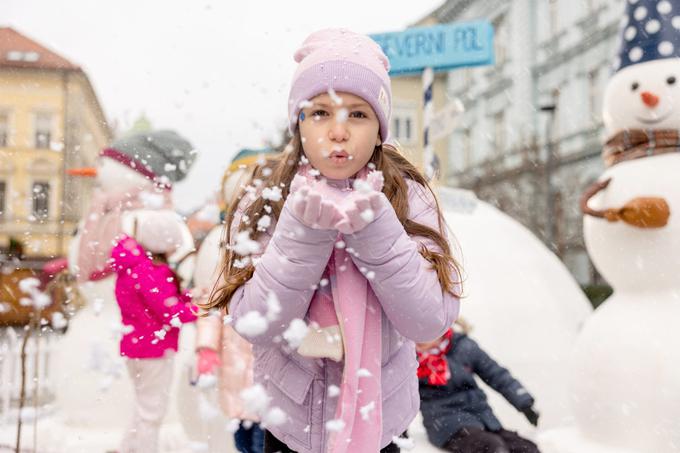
left=329, top=150, right=350, bottom=164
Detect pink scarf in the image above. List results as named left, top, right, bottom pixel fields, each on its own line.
left=294, top=167, right=383, bottom=452
left=76, top=186, right=172, bottom=282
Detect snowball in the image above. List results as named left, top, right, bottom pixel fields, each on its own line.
left=328, top=88, right=343, bottom=105
left=196, top=373, right=218, bottom=389
left=240, top=384, right=270, bottom=414
left=283, top=318, right=309, bottom=349
left=266, top=292, right=281, bottom=321
left=357, top=368, right=372, bottom=378
left=336, top=108, right=349, bottom=123
left=325, top=418, right=345, bottom=432
left=359, top=401, right=376, bottom=421
left=226, top=418, right=241, bottom=433
left=257, top=215, right=271, bottom=231
left=360, top=208, right=375, bottom=223
left=51, top=312, right=67, bottom=330
left=262, top=186, right=283, bottom=202
left=231, top=231, right=261, bottom=256
left=18, top=277, right=40, bottom=294
left=263, top=406, right=287, bottom=427
left=328, top=385, right=341, bottom=397
left=235, top=311, right=268, bottom=336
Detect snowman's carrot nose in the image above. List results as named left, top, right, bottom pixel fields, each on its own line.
left=641, top=91, right=660, bottom=108
left=67, top=167, right=97, bottom=177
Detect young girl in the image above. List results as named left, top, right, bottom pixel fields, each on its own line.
left=208, top=28, right=461, bottom=453
left=110, top=211, right=197, bottom=453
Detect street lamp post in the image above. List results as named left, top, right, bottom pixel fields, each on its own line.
left=540, top=103, right=556, bottom=252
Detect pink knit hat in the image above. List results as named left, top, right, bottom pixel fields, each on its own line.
left=288, top=28, right=392, bottom=141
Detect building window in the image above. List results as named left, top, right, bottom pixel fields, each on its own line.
left=391, top=108, right=417, bottom=144
left=34, top=113, right=52, bottom=149
left=0, top=112, right=8, bottom=147
left=32, top=181, right=50, bottom=220
left=494, top=111, right=505, bottom=152
left=0, top=181, right=5, bottom=220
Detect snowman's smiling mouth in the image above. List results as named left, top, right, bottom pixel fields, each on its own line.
left=635, top=111, right=672, bottom=124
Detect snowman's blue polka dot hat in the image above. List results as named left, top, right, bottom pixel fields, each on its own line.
left=614, top=0, right=680, bottom=72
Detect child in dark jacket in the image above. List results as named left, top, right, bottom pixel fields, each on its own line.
left=417, top=323, right=540, bottom=453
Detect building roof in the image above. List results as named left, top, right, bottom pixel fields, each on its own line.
left=0, top=27, right=80, bottom=70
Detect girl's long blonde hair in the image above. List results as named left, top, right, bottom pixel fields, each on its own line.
left=204, top=131, right=462, bottom=312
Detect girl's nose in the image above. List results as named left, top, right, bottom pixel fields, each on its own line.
left=329, top=121, right=349, bottom=141
left=641, top=91, right=660, bottom=108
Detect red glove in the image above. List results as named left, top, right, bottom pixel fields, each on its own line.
left=197, top=348, right=221, bottom=375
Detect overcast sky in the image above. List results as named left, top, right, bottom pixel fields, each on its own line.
left=5, top=0, right=444, bottom=212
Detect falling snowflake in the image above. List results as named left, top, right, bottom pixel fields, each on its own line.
left=326, top=418, right=345, bottom=432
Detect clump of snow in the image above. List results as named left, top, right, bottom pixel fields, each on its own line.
left=336, top=108, right=349, bottom=123
left=263, top=406, right=287, bottom=427
left=360, top=208, right=375, bottom=223
left=231, top=231, right=261, bottom=256
left=326, top=418, right=345, bottom=432
left=328, top=385, right=341, bottom=398
left=240, top=384, right=270, bottom=414
left=257, top=215, right=271, bottom=231
left=196, top=373, right=218, bottom=389
left=262, top=186, right=283, bottom=202
left=357, top=368, right=372, bottom=378
left=51, top=312, right=68, bottom=330
left=235, top=311, right=268, bottom=336
left=266, top=292, right=281, bottom=321
left=359, top=401, right=375, bottom=421
left=283, top=319, right=309, bottom=349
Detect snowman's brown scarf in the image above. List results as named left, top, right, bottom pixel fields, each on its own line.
left=603, top=129, right=680, bottom=167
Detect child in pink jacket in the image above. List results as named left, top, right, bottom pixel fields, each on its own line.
left=110, top=212, right=197, bottom=453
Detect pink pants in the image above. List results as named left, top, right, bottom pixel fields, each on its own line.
left=120, top=354, right=174, bottom=453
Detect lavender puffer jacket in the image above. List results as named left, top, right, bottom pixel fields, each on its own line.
left=229, top=177, right=460, bottom=452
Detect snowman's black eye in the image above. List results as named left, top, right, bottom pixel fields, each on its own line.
left=631, top=82, right=640, bottom=91
left=667, top=76, right=676, bottom=85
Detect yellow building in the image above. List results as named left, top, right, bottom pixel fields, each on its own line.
left=0, top=27, right=111, bottom=258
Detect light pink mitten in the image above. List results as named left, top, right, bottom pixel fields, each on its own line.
left=335, top=171, right=387, bottom=234
left=288, top=174, right=344, bottom=230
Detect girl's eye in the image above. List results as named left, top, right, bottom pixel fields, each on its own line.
left=312, top=110, right=328, bottom=118
left=349, top=111, right=367, bottom=118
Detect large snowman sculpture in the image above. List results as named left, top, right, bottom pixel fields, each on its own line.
left=540, top=2, right=680, bottom=452
left=53, top=130, right=197, bottom=437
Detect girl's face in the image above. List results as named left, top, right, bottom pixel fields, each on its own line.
left=298, top=91, right=381, bottom=180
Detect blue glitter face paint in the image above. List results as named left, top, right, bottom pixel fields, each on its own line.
left=299, top=111, right=305, bottom=122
